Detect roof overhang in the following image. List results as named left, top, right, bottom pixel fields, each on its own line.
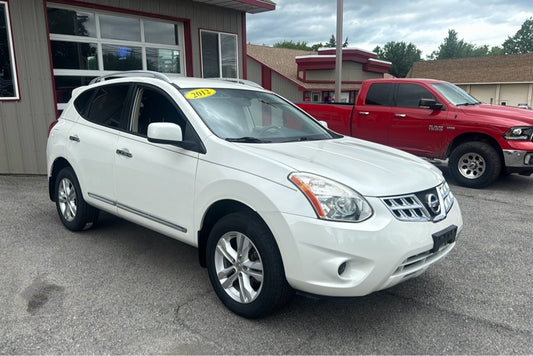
left=192, top=0, right=275, bottom=13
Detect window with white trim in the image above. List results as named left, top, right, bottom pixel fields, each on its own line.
left=0, top=1, right=19, bottom=100
left=200, top=30, right=238, bottom=78
left=47, top=5, right=185, bottom=110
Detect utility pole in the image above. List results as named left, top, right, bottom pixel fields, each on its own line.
left=334, top=0, right=343, bottom=102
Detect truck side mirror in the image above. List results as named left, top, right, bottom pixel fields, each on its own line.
left=419, top=98, right=443, bottom=110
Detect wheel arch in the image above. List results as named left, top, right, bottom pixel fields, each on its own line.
left=48, top=157, right=73, bottom=202
left=197, top=199, right=273, bottom=268
left=446, top=132, right=504, bottom=165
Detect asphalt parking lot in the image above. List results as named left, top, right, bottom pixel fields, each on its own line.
left=1, top=169, right=532, bottom=354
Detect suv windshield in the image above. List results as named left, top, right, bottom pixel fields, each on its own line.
left=431, top=82, right=481, bottom=106
left=180, top=88, right=336, bottom=142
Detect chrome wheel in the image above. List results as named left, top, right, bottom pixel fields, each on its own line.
left=57, top=177, right=77, bottom=222
left=457, top=152, right=486, bottom=179
left=214, top=231, right=263, bottom=303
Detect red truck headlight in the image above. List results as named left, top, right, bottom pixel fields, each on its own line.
left=503, top=127, right=533, bottom=141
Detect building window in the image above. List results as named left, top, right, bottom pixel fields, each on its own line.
left=200, top=30, right=237, bottom=78
left=47, top=5, right=185, bottom=110
left=0, top=1, right=19, bottom=100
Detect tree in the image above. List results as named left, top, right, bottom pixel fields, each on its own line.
left=429, top=29, right=489, bottom=59
left=502, top=17, right=533, bottom=54
left=374, top=41, right=421, bottom=78
left=273, top=40, right=312, bottom=51
left=324, top=34, right=349, bottom=48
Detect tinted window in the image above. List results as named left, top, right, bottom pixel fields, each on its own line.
left=51, top=41, right=97, bottom=70
left=84, top=84, right=130, bottom=129
left=365, top=83, right=393, bottom=106
left=73, top=88, right=96, bottom=116
left=131, top=86, right=191, bottom=139
left=396, top=84, right=436, bottom=108
left=47, top=8, right=96, bottom=37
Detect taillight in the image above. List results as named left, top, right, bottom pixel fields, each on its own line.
left=47, top=120, right=58, bottom=137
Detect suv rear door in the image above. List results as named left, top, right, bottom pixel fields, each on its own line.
left=71, top=83, right=131, bottom=211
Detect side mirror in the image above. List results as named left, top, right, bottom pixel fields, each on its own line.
left=419, top=98, right=444, bottom=110
left=147, top=122, right=183, bottom=144
left=319, top=120, right=329, bottom=128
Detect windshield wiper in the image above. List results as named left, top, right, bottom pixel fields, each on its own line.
left=297, top=136, right=324, bottom=141
left=225, top=137, right=271, bottom=143
left=456, top=102, right=480, bottom=106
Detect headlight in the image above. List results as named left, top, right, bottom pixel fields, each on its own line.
left=289, top=172, right=373, bottom=222
left=503, top=127, right=533, bottom=141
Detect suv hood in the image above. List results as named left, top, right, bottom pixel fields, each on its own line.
left=241, top=137, right=444, bottom=197
left=460, top=104, right=533, bottom=126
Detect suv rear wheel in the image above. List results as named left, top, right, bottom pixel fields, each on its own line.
left=449, top=141, right=502, bottom=188
left=55, top=167, right=99, bottom=231
left=206, top=211, right=293, bottom=318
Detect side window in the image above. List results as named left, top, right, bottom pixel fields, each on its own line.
left=396, top=84, right=436, bottom=108
left=82, top=84, right=130, bottom=129
left=131, top=86, right=188, bottom=138
left=74, top=88, right=96, bottom=116
left=365, top=83, right=394, bottom=106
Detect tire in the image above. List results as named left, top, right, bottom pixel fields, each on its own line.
left=54, top=167, right=99, bottom=231
left=206, top=211, right=294, bottom=318
left=448, top=142, right=502, bottom=188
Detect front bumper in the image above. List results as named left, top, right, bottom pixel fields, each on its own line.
left=503, top=149, right=533, bottom=173
left=264, top=196, right=463, bottom=297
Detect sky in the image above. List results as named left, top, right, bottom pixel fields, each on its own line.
left=246, top=0, right=533, bottom=57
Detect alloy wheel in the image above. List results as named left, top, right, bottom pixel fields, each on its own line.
left=214, top=231, right=264, bottom=303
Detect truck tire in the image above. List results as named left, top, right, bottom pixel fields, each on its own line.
left=206, top=211, right=294, bottom=318
left=448, top=142, right=502, bottom=188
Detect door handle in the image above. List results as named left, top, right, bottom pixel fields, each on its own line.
left=395, top=114, right=406, bottom=118
left=116, top=148, right=132, bottom=158
left=359, top=111, right=369, bottom=115
left=69, top=135, right=80, bottom=142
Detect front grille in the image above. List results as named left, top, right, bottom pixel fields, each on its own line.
left=381, top=195, right=430, bottom=222
left=381, top=182, right=454, bottom=222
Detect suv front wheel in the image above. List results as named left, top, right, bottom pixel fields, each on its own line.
left=55, top=167, right=99, bottom=231
left=206, top=211, right=294, bottom=318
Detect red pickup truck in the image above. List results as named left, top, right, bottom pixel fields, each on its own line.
left=296, top=78, right=533, bottom=188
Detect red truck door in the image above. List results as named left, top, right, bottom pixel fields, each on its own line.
left=353, top=82, right=393, bottom=145
left=387, top=83, right=449, bottom=157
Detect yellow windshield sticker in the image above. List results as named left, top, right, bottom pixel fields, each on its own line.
left=185, top=88, right=216, bottom=99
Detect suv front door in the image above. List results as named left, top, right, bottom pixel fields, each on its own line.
left=114, top=85, right=199, bottom=243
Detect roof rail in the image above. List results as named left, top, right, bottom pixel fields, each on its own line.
left=89, top=70, right=172, bottom=84
left=211, top=77, right=264, bottom=89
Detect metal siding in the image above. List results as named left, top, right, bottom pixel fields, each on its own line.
left=0, top=0, right=56, bottom=174
left=271, top=72, right=300, bottom=103
left=246, top=58, right=261, bottom=85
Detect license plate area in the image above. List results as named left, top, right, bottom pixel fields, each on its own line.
left=431, top=225, right=457, bottom=253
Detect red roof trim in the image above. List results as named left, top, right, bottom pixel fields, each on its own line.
left=234, top=0, right=275, bottom=11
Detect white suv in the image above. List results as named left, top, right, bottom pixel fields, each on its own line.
left=47, top=71, right=463, bottom=318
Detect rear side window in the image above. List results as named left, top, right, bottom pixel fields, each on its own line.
left=396, top=84, right=436, bottom=108
left=73, top=89, right=95, bottom=115
left=74, top=84, right=130, bottom=129
left=365, top=83, right=393, bottom=106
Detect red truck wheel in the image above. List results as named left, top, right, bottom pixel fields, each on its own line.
left=448, top=142, right=502, bottom=188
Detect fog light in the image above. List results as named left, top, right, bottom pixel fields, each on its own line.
left=338, top=262, right=347, bottom=276
left=525, top=153, right=533, bottom=165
